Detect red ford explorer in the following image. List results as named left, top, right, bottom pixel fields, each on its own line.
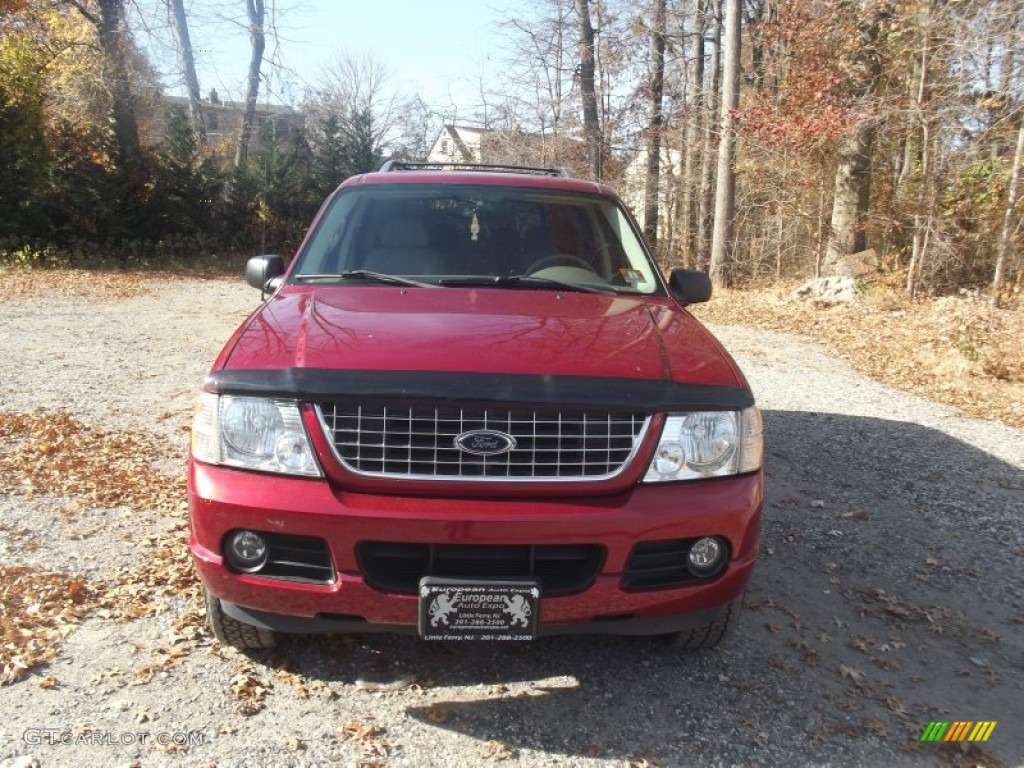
left=189, top=162, right=763, bottom=650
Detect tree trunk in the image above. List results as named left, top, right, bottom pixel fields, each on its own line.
left=907, top=129, right=934, bottom=300
left=747, top=0, right=775, bottom=91
left=696, top=0, right=721, bottom=270
left=235, top=0, right=266, bottom=167
left=708, top=0, right=740, bottom=287
left=83, top=0, right=141, bottom=171
left=904, top=1, right=934, bottom=296
left=992, top=117, right=1024, bottom=307
left=575, top=0, right=602, bottom=180
left=169, top=0, right=206, bottom=145
left=827, top=121, right=876, bottom=260
left=824, top=0, right=885, bottom=267
left=682, top=0, right=705, bottom=264
left=642, top=0, right=667, bottom=246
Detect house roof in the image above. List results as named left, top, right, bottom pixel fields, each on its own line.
left=443, top=124, right=490, bottom=137
left=160, top=94, right=300, bottom=116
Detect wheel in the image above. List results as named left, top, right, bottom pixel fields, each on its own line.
left=526, top=254, right=595, bottom=273
left=662, top=593, right=744, bottom=650
left=205, top=589, right=277, bottom=650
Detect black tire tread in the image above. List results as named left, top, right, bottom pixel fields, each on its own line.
left=205, top=590, right=277, bottom=650
left=665, top=594, right=743, bottom=650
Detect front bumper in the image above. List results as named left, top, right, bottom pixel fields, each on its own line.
left=189, top=459, right=762, bottom=633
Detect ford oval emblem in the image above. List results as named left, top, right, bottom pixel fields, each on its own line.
left=454, top=430, right=517, bottom=456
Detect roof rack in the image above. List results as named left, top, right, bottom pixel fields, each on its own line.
left=378, top=160, right=571, bottom=178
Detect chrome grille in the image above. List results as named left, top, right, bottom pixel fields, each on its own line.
left=316, top=404, right=649, bottom=480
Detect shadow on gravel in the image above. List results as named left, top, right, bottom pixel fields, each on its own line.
left=272, top=410, right=1022, bottom=766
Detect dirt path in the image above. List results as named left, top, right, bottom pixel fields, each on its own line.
left=1, top=276, right=1021, bottom=767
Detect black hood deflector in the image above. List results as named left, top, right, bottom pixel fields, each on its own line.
left=205, top=369, right=754, bottom=411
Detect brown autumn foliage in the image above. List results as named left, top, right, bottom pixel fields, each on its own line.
left=692, top=284, right=1024, bottom=428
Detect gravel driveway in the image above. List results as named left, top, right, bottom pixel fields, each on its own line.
left=1, top=276, right=1021, bottom=768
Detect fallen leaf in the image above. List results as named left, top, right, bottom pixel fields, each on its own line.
left=482, top=740, right=517, bottom=760
left=840, top=665, right=865, bottom=684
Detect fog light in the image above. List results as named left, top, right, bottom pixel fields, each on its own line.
left=688, top=537, right=725, bottom=576
left=227, top=530, right=269, bottom=573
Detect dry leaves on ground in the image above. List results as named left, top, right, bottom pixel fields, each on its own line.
left=691, top=284, right=1024, bottom=428
left=0, top=265, right=241, bottom=302
left=0, top=410, right=201, bottom=682
left=1, top=269, right=161, bottom=301
left=0, top=410, right=183, bottom=513
left=0, top=565, right=95, bottom=684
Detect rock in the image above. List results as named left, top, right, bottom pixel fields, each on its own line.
left=8, top=757, right=41, bottom=768
left=821, top=248, right=878, bottom=278
left=789, top=277, right=860, bottom=303
left=353, top=675, right=416, bottom=692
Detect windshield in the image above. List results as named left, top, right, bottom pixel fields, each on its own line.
left=290, top=183, right=663, bottom=295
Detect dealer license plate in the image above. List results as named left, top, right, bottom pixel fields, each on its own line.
left=418, top=578, right=540, bottom=641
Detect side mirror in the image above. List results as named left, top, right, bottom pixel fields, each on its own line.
left=245, top=255, right=285, bottom=297
left=668, top=268, right=712, bottom=306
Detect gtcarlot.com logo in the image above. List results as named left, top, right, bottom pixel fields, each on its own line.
left=23, top=729, right=206, bottom=747
left=920, top=721, right=997, bottom=743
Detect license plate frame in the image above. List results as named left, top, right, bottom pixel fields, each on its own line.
left=418, top=578, right=540, bottom=641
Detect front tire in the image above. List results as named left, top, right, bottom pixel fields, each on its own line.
left=205, top=589, right=278, bottom=650
left=663, top=594, right=743, bottom=650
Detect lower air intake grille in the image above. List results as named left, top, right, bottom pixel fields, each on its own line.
left=356, top=542, right=605, bottom=595
left=227, top=533, right=334, bottom=584
left=317, top=404, right=648, bottom=480
left=622, top=538, right=729, bottom=590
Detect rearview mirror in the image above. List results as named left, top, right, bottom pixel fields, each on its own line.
left=245, top=255, right=285, bottom=297
left=668, top=268, right=712, bottom=306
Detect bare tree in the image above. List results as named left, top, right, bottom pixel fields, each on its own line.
left=168, top=0, right=205, bottom=145
left=696, top=0, right=721, bottom=269
left=392, top=94, right=439, bottom=160
left=681, top=0, right=706, bottom=262
left=709, top=0, right=740, bottom=286
left=824, top=0, right=888, bottom=268
left=309, top=52, right=397, bottom=153
left=903, top=0, right=936, bottom=297
left=992, top=114, right=1024, bottom=306
left=642, top=0, right=667, bottom=246
left=497, top=0, right=574, bottom=137
left=576, top=0, right=602, bottom=179
left=318, top=54, right=394, bottom=125
left=234, top=0, right=265, bottom=166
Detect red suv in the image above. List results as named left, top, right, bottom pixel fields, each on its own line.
left=189, top=162, right=763, bottom=650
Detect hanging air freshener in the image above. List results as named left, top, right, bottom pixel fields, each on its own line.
left=470, top=212, right=480, bottom=242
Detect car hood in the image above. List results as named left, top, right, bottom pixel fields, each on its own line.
left=220, top=286, right=744, bottom=388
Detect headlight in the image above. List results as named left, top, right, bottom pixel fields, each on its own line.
left=191, top=392, right=322, bottom=477
left=643, top=407, right=762, bottom=482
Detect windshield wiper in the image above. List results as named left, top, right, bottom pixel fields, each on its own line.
left=438, top=275, right=617, bottom=295
left=293, top=270, right=435, bottom=288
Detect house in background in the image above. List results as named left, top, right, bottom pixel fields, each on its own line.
left=426, top=125, right=491, bottom=163
left=620, top=146, right=684, bottom=243
left=145, top=89, right=305, bottom=151
left=425, top=125, right=587, bottom=176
